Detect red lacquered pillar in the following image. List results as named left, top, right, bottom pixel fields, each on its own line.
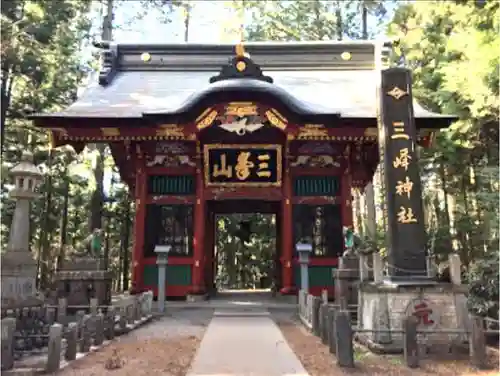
left=132, top=155, right=147, bottom=293
left=280, top=143, right=294, bottom=294
left=191, top=165, right=206, bottom=294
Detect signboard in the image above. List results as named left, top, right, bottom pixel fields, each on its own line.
left=379, top=67, right=427, bottom=279
left=204, top=144, right=282, bottom=187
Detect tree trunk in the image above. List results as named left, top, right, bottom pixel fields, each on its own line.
left=364, top=182, right=376, bottom=240
left=57, top=169, right=70, bottom=270
left=183, top=3, right=191, bottom=42
left=40, top=149, right=54, bottom=289
left=89, top=0, right=113, bottom=233
left=362, top=5, right=368, bottom=39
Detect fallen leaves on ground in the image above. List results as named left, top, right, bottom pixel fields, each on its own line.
left=277, top=321, right=499, bottom=376
left=55, top=336, right=201, bottom=376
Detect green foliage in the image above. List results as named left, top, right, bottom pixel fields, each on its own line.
left=215, top=214, right=276, bottom=289
left=466, top=251, right=499, bottom=319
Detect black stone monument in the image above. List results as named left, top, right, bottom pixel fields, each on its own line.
left=378, top=68, right=428, bottom=281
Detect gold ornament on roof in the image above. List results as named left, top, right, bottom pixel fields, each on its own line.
left=140, top=52, right=152, bottom=62
left=235, top=43, right=245, bottom=58
left=341, top=51, right=352, bottom=61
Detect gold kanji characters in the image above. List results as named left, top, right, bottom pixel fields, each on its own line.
left=256, top=154, right=271, bottom=177
left=395, top=176, right=414, bottom=198
left=393, top=148, right=412, bottom=171
left=213, top=154, right=233, bottom=178
left=397, top=206, right=418, bottom=224
left=235, top=151, right=254, bottom=180
left=391, top=121, right=410, bottom=140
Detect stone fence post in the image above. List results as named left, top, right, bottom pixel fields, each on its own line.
left=57, top=298, right=67, bottom=325
left=46, top=323, right=63, bottom=373
left=449, top=253, right=462, bottom=286
left=469, top=315, right=487, bottom=369
left=334, top=310, right=354, bottom=368
left=372, top=252, right=384, bottom=283
left=1, top=317, right=16, bottom=370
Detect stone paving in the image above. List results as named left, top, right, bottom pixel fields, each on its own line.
left=187, top=309, right=309, bottom=376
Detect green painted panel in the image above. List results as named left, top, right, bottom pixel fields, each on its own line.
left=148, top=175, right=195, bottom=195
left=294, top=265, right=336, bottom=288
left=143, top=264, right=192, bottom=286
left=293, top=176, right=340, bottom=196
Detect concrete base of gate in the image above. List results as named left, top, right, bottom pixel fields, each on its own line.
left=356, top=282, right=469, bottom=353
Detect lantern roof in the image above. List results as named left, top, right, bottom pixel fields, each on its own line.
left=10, top=151, right=43, bottom=178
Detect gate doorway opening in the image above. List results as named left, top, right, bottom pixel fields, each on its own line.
left=205, top=200, right=282, bottom=297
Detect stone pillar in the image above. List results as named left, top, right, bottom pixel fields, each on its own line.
left=372, top=253, right=384, bottom=283
left=296, top=242, right=312, bottom=293
left=449, top=253, right=462, bottom=286
left=379, top=68, right=428, bottom=281
left=1, top=151, right=43, bottom=308
left=426, top=255, right=437, bottom=279
left=155, top=245, right=170, bottom=314
left=334, top=256, right=359, bottom=309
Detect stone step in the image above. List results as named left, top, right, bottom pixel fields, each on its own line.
left=214, top=310, right=270, bottom=317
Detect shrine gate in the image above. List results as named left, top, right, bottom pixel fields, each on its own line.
left=31, top=41, right=453, bottom=298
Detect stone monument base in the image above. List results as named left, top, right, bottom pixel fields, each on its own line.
left=55, top=256, right=112, bottom=308
left=356, top=282, right=469, bottom=353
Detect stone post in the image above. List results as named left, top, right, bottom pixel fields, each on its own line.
left=46, top=323, right=63, bottom=373
left=359, top=254, right=369, bottom=282
left=372, top=252, right=384, bottom=283
left=90, top=298, right=98, bottom=316
left=379, top=68, right=428, bottom=281
left=426, top=255, right=437, bottom=279
left=403, top=316, right=419, bottom=368
left=334, top=310, right=354, bottom=368
left=57, top=298, right=67, bottom=325
left=296, top=242, right=312, bottom=293
left=155, top=245, right=171, bottom=314
left=449, top=253, right=462, bottom=286
left=1, top=317, right=16, bottom=370
left=469, top=315, right=487, bottom=369
left=65, top=322, right=78, bottom=361
left=1, top=151, right=43, bottom=307
left=334, top=257, right=359, bottom=310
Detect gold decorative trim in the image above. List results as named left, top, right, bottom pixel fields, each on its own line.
left=364, top=128, right=378, bottom=137
left=203, top=144, right=282, bottom=188
left=387, top=86, right=408, bottom=100
left=225, top=102, right=258, bottom=117
left=265, top=109, right=287, bottom=130
left=297, top=124, right=328, bottom=139
left=235, top=43, right=245, bottom=58
left=196, top=109, right=218, bottom=130
left=196, top=108, right=213, bottom=123
left=155, top=124, right=185, bottom=139
left=101, top=127, right=120, bottom=136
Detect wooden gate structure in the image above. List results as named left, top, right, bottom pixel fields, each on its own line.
left=30, top=41, right=453, bottom=298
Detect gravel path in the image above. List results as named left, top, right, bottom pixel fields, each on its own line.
left=276, top=315, right=500, bottom=376
left=56, top=309, right=214, bottom=376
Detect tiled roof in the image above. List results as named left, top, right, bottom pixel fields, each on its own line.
left=30, top=41, right=454, bottom=126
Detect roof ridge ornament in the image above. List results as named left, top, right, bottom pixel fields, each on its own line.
left=94, top=41, right=118, bottom=87
left=209, top=43, right=273, bottom=84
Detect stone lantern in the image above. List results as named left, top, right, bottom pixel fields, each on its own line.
left=1, top=151, right=44, bottom=307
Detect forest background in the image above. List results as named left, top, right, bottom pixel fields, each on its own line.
left=1, top=0, right=498, bottom=318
